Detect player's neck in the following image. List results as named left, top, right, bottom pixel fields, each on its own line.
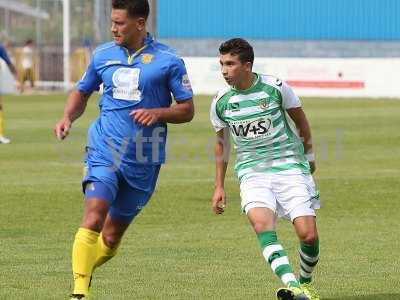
left=234, top=73, right=257, bottom=91
left=125, top=32, right=147, bottom=52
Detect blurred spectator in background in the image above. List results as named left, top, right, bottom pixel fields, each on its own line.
left=21, top=39, right=35, bottom=92
left=70, top=47, right=90, bottom=83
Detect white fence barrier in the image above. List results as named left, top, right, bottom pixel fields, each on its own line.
left=184, top=57, right=400, bottom=98
left=3, top=56, right=400, bottom=98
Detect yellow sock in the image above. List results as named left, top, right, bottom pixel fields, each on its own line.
left=93, top=233, right=119, bottom=271
left=72, top=228, right=99, bottom=295
left=0, top=110, right=4, bottom=136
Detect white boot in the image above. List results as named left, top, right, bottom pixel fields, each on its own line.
left=0, top=136, right=11, bottom=144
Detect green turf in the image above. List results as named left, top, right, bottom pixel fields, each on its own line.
left=0, top=94, right=399, bottom=299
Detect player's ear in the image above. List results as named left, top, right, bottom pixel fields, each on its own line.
left=136, top=17, right=146, bottom=31
left=245, top=61, right=252, bottom=71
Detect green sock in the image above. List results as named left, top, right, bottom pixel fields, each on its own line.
left=299, top=239, right=320, bottom=284
left=257, top=231, right=300, bottom=288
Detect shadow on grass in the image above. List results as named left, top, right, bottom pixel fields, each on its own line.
left=325, top=294, right=399, bottom=300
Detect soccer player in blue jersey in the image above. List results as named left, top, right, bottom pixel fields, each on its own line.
left=0, top=43, right=20, bottom=144
left=54, top=1, right=194, bottom=299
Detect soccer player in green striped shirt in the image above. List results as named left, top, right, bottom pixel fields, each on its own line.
left=210, top=38, right=320, bottom=300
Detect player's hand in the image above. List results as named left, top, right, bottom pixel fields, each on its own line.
left=309, top=161, right=316, bottom=174
left=54, top=117, right=72, bottom=141
left=15, top=81, right=22, bottom=93
left=212, top=187, right=226, bottom=215
left=130, top=109, right=160, bottom=126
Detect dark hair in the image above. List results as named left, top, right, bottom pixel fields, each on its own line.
left=112, top=0, right=150, bottom=20
left=219, top=38, right=254, bottom=65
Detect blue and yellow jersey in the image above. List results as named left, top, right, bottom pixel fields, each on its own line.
left=77, top=34, right=193, bottom=168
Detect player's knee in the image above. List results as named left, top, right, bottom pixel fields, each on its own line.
left=102, top=233, right=121, bottom=249
left=252, top=221, right=274, bottom=234
left=82, top=213, right=106, bottom=232
left=300, top=232, right=318, bottom=245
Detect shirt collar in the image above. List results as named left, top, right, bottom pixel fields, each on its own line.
left=144, top=32, right=154, bottom=46
left=120, top=33, right=154, bottom=64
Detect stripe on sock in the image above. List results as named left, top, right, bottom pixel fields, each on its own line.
left=257, top=232, right=299, bottom=288
left=300, top=269, right=312, bottom=279
left=298, top=244, right=319, bottom=284
left=299, top=248, right=319, bottom=263
left=300, top=260, right=314, bottom=273
left=263, top=244, right=283, bottom=260
left=281, top=273, right=297, bottom=285
left=271, top=256, right=290, bottom=272
left=275, top=264, right=294, bottom=278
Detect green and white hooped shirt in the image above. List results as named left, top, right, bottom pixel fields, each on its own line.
left=210, top=73, right=310, bottom=181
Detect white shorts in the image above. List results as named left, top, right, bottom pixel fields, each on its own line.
left=240, top=172, right=320, bottom=222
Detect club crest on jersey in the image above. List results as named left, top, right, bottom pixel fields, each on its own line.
left=231, top=102, right=240, bottom=111
left=141, top=53, right=154, bottom=64
left=259, top=98, right=269, bottom=110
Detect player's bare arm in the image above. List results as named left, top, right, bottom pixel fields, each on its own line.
left=6, top=62, right=18, bottom=79
left=212, top=128, right=230, bottom=214
left=54, top=90, right=91, bottom=140
left=130, top=98, right=194, bottom=126
left=286, top=107, right=316, bottom=173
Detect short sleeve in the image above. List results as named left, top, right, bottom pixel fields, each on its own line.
left=76, top=57, right=102, bottom=94
left=281, top=81, right=301, bottom=109
left=0, top=45, right=12, bottom=66
left=210, top=96, right=228, bottom=132
left=168, top=56, right=193, bottom=102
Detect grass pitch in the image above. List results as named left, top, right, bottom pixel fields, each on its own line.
left=0, top=94, right=399, bottom=299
